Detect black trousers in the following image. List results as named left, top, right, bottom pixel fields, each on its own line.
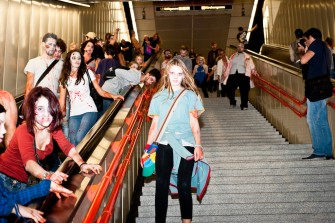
left=200, top=79, right=209, bottom=98
left=155, top=144, right=195, bottom=222
left=226, top=73, right=250, bottom=109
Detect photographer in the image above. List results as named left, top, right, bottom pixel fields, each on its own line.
left=298, top=28, right=333, bottom=160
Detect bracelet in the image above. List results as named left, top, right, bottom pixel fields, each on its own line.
left=42, top=171, right=53, bottom=180
left=42, top=171, right=49, bottom=180
left=79, top=162, right=87, bottom=169
left=194, top=144, right=203, bottom=149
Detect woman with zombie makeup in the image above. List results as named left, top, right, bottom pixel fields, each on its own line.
left=144, top=58, right=205, bottom=223
left=59, top=50, right=124, bottom=146
left=0, top=87, right=103, bottom=193
left=81, top=39, right=100, bottom=72
left=0, top=103, right=76, bottom=223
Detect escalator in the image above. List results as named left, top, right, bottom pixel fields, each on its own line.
left=12, top=51, right=163, bottom=223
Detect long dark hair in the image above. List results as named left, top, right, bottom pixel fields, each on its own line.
left=81, top=39, right=97, bottom=58
left=0, top=104, right=5, bottom=113
left=23, top=87, right=63, bottom=135
left=59, top=50, right=87, bottom=86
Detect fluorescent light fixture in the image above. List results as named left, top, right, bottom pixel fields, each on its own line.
left=58, top=0, right=90, bottom=7
left=201, top=6, right=226, bottom=10
left=159, top=6, right=190, bottom=11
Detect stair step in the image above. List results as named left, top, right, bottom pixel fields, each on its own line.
left=140, top=191, right=335, bottom=205
left=136, top=97, right=335, bottom=223
left=137, top=202, right=335, bottom=217
left=136, top=213, right=335, bottom=223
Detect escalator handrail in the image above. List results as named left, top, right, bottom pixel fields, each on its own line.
left=229, top=45, right=302, bottom=75
left=82, top=88, right=152, bottom=223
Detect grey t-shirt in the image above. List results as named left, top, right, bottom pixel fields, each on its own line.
left=173, top=55, right=192, bottom=73
left=102, top=68, right=141, bottom=94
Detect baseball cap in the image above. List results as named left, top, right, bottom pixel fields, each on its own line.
left=85, top=32, right=96, bottom=39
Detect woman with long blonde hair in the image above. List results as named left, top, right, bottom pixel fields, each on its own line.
left=144, top=58, right=205, bottom=223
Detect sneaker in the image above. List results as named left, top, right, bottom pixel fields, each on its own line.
left=230, top=105, right=236, bottom=109
left=325, top=156, right=334, bottom=160
left=241, top=107, right=248, bottom=110
left=302, top=154, right=325, bottom=160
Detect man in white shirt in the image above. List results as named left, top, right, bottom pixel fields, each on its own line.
left=24, top=33, right=63, bottom=97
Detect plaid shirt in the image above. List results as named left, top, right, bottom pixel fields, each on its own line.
left=0, top=180, right=51, bottom=220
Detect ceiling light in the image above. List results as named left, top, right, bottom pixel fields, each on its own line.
left=58, top=0, right=90, bottom=7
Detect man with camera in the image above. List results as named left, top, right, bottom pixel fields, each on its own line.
left=298, top=28, right=333, bottom=160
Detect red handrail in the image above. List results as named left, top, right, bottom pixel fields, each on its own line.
left=253, top=75, right=307, bottom=117
left=257, top=82, right=307, bottom=117
left=253, top=75, right=306, bottom=105
left=82, top=89, right=151, bottom=223
left=253, top=75, right=335, bottom=116
left=98, top=113, right=145, bottom=223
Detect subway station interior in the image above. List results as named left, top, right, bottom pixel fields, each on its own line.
left=1, top=0, right=335, bottom=222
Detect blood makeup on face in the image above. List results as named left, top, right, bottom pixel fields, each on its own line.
left=70, top=52, right=82, bottom=68
left=34, top=96, right=53, bottom=128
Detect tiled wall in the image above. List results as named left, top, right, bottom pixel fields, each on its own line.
left=0, top=0, right=128, bottom=96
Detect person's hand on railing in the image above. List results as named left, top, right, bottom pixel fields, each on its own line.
left=79, top=163, right=102, bottom=174
left=46, top=171, right=69, bottom=185
left=251, top=69, right=259, bottom=76
left=50, top=181, right=76, bottom=199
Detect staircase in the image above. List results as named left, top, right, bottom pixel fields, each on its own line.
left=136, top=97, right=335, bottom=223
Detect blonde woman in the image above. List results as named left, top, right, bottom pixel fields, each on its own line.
left=192, top=56, right=209, bottom=98
left=145, top=58, right=204, bottom=223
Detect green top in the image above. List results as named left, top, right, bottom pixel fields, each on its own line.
left=148, top=88, right=204, bottom=145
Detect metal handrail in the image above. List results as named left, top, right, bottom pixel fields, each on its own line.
left=253, top=75, right=306, bottom=105
left=253, top=76, right=307, bottom=117
left=82, top=88, right=153, bottom=223
left=253, top=74, right=335, bottom=116
left=98, top=110, right=145, bottom=223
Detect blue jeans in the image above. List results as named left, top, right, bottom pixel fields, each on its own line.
left=69, top=112, right=98, bottom=146
left=307, top=99, right=333, bottom=156
left=0, top=172, right=27, bottom=192
left=98, top=98, right=114, bottom=118
left=62, top=96, right=70, bottom=139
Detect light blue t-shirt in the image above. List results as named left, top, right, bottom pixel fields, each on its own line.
left=148, top=88, right=204, bottom=145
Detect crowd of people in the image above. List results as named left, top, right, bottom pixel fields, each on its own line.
left=0, top=29, right=163, bottom=222
left=1, top=24, right=334, bottom=222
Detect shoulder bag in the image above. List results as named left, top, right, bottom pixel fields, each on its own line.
left=18, top=59, right=59, bottom=126
left=305, top=42, right=333, bottom=102
left=142, top=89, right=187, bottom=177
left=86, top=70, right=103, bottom=112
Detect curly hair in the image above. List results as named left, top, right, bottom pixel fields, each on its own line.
left=81, top=39, right=97, bottom=59
left=23, top=87, right=63, bottom=135
left=59, top=50, right=87, bottom=87
left=157, top=58, right=199, bottom=99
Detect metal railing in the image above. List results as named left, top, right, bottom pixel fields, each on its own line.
left=82, top=88, right=154, bottom=222
left=226, top=46, right=335, bottom=145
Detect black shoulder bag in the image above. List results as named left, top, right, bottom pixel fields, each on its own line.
left=86, top=70, right=103, bottom=112
left=305, top=42, right=333, bottom=102
left=17, top=60, right=59, bottom=126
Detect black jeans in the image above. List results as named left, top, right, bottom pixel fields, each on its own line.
left=226, top=73, right=250, bottom=109
left=155, top=144, right=195, bottom=222
left=200, top=79, right=209, bottom=98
